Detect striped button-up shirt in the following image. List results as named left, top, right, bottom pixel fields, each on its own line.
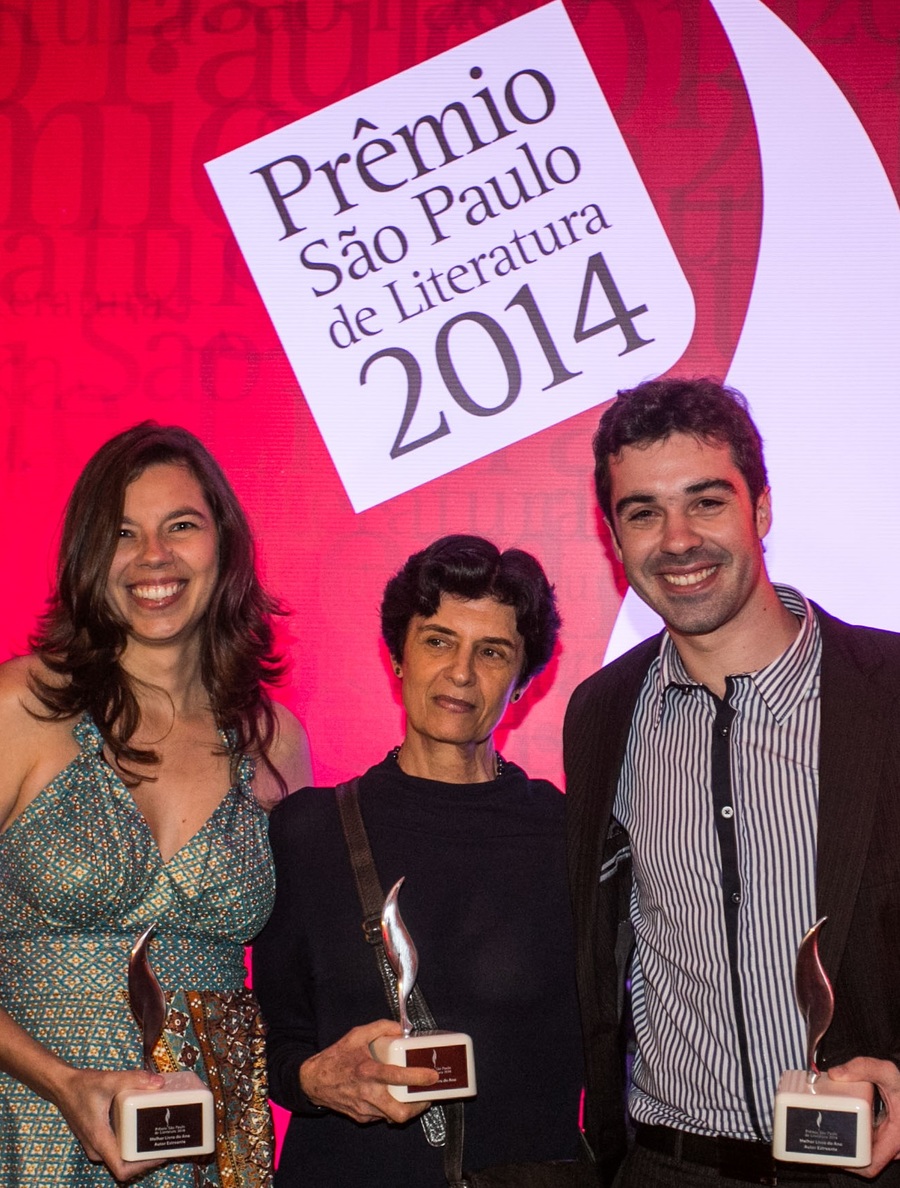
left=613, top=585, right=821, bottom=1140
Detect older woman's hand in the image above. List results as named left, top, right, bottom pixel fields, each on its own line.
left=300, top=1020, right=440, bottom=1124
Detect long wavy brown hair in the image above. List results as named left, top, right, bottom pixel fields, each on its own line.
left=29, top=422, right=287, bottom=789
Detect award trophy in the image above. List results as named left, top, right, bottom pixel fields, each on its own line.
left=112, top=924, right=215, bottom=1161
left=369, top=878, right=477, bottom=1102
left=773, top=918, right=873, bottom=1166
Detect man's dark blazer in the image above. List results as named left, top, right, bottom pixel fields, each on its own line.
left=564, top=603, right=900, bottom=1185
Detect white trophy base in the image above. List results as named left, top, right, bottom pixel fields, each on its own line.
left=114, top=1069, right=215, bottom=1161
left=773, top=1069, right=873, bottom=1166
left=370, top=1029, right=476, bottom=1101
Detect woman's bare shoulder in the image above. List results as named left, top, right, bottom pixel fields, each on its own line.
left=272, top=702, right=312, bottom=785
left=252, top=703, right=312, bottom=810
left=0, top=655, right=48, bottom=715
left=0, top=656, right=79, bottom=828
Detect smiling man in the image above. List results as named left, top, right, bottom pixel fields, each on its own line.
left=565, top=378, right=900, bottom=1188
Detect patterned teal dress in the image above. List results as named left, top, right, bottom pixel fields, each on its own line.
left=0, top=714, right=276, bottom=1187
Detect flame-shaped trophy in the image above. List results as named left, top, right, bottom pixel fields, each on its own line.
left=772, top=918, right=873, bottom=1166
left=112, top=924, right=215, bottom=1161
left=369, top=878, right=476, bottom=1101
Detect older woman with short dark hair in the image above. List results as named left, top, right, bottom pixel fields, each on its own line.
left=254, top=535, right=583, bottom=1188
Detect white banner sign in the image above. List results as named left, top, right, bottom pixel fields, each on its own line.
left=206, top=1, right=694, bottom=512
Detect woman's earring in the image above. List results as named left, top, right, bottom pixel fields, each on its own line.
left=511, top=690, right=522, bottom=703
left=394, top=666, right=402, bottom=677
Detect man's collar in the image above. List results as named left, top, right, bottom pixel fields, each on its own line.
left=651, top=585, right=820, bottom=723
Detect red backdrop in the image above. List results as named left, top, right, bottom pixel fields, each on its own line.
left=3, top=0, right=899, bottom=1153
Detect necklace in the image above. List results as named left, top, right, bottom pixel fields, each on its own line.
left=389, top=745, right=505, bottom=779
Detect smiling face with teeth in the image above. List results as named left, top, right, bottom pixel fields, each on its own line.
left=608, top=432, right=773, bottom=643
left=106, top=462, right=219, bottom=652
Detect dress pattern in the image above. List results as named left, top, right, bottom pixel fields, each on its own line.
left=0, top=714, right=276, bottom=1187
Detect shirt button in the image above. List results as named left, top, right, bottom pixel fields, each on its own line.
left=731, top=891, right=741, bottom=904
left=720, top=726, right=729, bottom=736
left=721, top=806, right=734, bottom=819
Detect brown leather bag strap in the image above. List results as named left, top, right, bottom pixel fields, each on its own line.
left=335, top=778, right=384, bottom=923
left=334, top=779, right=450, bottom=1152
left=442, top=1100, right=466, bottom=1186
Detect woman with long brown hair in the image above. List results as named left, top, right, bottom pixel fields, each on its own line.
left=0, top=423, right=310, bottom=1186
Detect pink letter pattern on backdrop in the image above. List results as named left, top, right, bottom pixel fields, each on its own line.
left=4, top=0, right=900, bottom=834
left=4, top=0, right=900, bottom=1156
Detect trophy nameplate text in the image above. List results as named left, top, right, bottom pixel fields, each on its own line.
left=772, top=918, right=873, bottom=1166
left=113, top=924, right=215, bottom=1161
left=369, top=878, right=477, bottom=1101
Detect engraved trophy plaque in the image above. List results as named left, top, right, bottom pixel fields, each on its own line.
left=112, top=924, right=215, bottom=1161
left=773, top=918, right=873, bottom=1166
left=369, top=878, right=476, bottom=1101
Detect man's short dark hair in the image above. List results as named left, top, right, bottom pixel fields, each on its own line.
left=593, top=377, right=768, bottom=523
left=380, top=534, right=560, bottom=687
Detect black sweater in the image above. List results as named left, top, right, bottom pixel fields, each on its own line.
left=253, top=755, right=584, bottom=1187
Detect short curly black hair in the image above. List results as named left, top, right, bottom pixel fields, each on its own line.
left=380, top=535, right=560, bottom=687
left=593, top=377, right=768, bottom=524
